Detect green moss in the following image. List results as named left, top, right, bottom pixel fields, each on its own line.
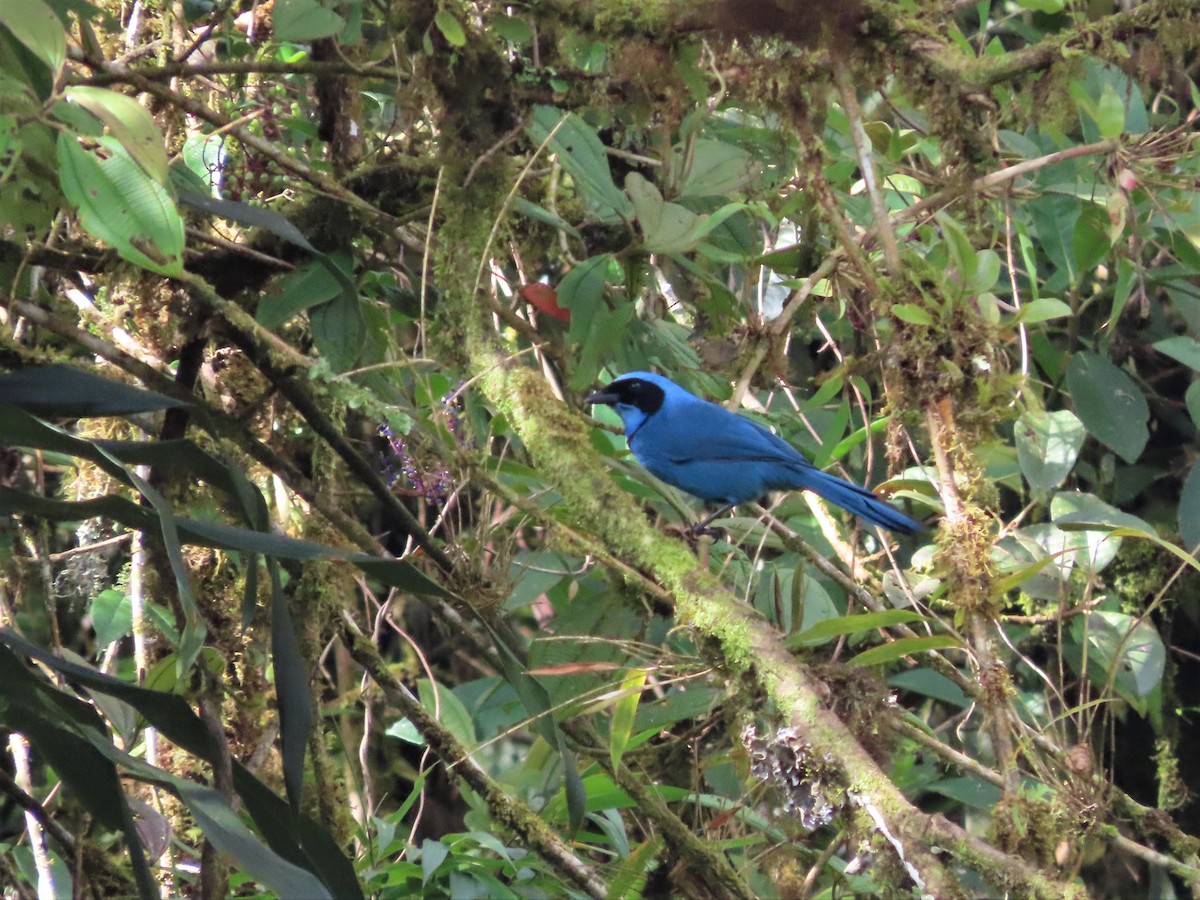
left=991, top=791, right=1073, bottom=870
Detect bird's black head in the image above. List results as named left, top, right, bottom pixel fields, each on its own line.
left=584, top=375, right=666, bottom=416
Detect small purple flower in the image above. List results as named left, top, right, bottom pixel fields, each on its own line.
left=379, top=425, right=451, bottom=503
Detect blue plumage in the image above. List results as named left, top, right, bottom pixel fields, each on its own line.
left=586, top=371, right=921, bottom=534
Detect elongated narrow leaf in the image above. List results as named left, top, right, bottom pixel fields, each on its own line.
left=270, top=563, right=311, bottom=811
left=849, top=635, right=962, bottom=667
left=112, top=747, right=333, bottom=900
left=786, top=609, right=931, bottom=649
left=96, top=438, right=268, bottom=529
left=483, top=622, right=587, bottom=834
left=610, top=669, right=646, bottom=771
left=0, top=406, right=205, bottom=669
left=0, top=644, right=157, bottom=899
left=0, top=366, right=186, bottom=416
left=0, top=631, right=363, bottom=900
left=0, top=487, right=447, bottom=598
left=177, top=189, right=315, bottom=253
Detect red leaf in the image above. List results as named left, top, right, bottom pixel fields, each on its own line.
left=519, top=282, right=570, bottom=322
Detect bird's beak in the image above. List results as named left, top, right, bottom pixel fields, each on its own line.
left=584, top=388, right=618, bottom=406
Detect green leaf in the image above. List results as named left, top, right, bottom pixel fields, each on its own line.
left=0, top=365, right=186, bottom=416
left=935, top=212, right=978, bottom=290
left=573, top=302, right=634, bottom=392
left=786, top=609, right=930, bottom=649
left=421, top=839, right=450, bottom=884
left=417, top=679, right=477, bottom=748
left=62, top=86, right=169, bottom=184
left=433, top=9, right=466, bottom=46
left=177, top=189, right=317, bottom=254
left=385, top=717, right=426, bottom=745
left=849, top=635, right=962, bottom=668
left=1014, top=409, right=1085, bottom=493
left=1106, top=257, right=1136, bottom=331
left=632, top=686, right=718, bottom=733
left=57, top=135, right=185, bottom=276
left=1095, top=83, right=1126, bottom=139
left=527, top=106, right=631, bottom=223
left=608, top=837, right=665, bottom=900
left=273, top=0, right=345, bottom=42
left=511, top=197, right=581, bottom=238
left=1064, top=352, right=1148, bottom=464
left=927, top=776, right=1002, bottom=810
left=0, top=0, right=65, bottom=73
left=1187, top=382, right=1200, bottom=430
left=0, top=645, right=158, bottom=899
left=889, top=668, right=970, bottom=708
left=1052, top=491, right=1156, bottom=575
left=1180, top=462, right=1200, bottom=552
left=969, top=249, right=1001, bottom=294
left=624, top=172, right=694, bottom=252
left=0, top=406, right=207, bottom=670
left=560, top=253, right=612, bottom=345
left=673, top=139, right=759, bottom=198
left=115, top=747, right=335, bottom=899
left=609, top=668, right=646, bottom=771
left=1071, top=203, right=1112, bottom=276
left=310, top=289, right=365, bottom=372
left=492, top=14, right=531, bottom=44
left=1012, top=298, right=1071, bottom=325
left=91, top=589, right=132, bottom=646
left=1015, top=0, right=1064, bottom=10
left=1154, top=335, right=1200, bottom=372
left=1069, top=611, right=1164, bottom=701
left=891, top=303, right=934, bottom=325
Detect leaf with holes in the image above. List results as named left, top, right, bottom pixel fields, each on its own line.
left=63, top=86, right=169, bottom=184
left=57, top=134, right=184, bottom=276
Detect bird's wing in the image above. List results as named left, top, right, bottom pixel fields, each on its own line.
left=654, top=399, right=812, bottom=468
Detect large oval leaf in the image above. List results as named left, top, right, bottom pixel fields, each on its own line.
left=1064, top=352, right=1148, bottom=464
left=57, top=134, right=184, bottom=276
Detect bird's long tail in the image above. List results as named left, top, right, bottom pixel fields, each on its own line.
left=803, top=469, right=922, bottom=534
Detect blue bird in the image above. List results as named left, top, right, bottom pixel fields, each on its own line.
left=585, top=371, right=922, bottom=534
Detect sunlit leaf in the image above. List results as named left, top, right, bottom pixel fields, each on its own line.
left=786, top=609, right=930, bottom=649
left=57, top=134, right=184, bottom=276
left=433, top=9, right=466, bottom=46
left=849, top=635, right=962, bottom=667
left=63, top=86, right=169, bottom=184
left=0, top=0, right=65, bottom=73
left=1014, top=409, right=1085, bottom=493
left=1068, top=611, right=1164, bottom=702
left=610, top=668, right=647, bottom=771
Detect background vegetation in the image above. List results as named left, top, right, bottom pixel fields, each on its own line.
left=1, top=0, right=1200, bottom=896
